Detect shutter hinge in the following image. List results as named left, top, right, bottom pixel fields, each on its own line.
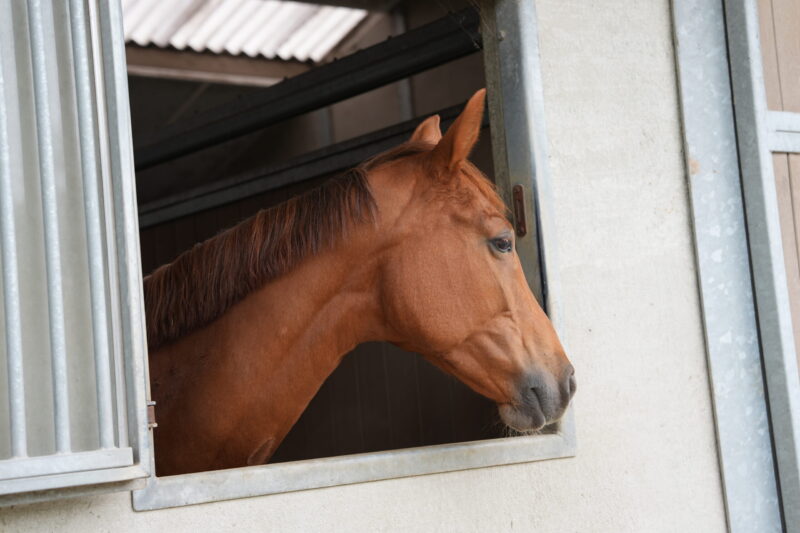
left=147, top=400, right=157, bottom=429
left=512, top=184, right=528, bottom=237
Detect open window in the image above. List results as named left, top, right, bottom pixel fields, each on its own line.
left=131, top=0, right=575, bottom=511
left=0, top=0, right=575, bottom=509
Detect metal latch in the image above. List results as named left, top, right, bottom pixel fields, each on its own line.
left=147, top=400, right=157, bottom=429
left=512, top=184, right=528, bottom=237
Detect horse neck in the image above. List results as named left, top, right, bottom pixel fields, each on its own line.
left=151, top=227, right=387, bottom=473
left=242, top=241, right=386, bottom=374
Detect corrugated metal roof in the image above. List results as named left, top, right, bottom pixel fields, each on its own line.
left=122, top=0, right=368, bottom=63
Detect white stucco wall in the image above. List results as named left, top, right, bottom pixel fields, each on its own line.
left=0, top=0, right=728, bottom=531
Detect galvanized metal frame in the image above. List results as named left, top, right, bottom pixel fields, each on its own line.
left=70, top=0, right=116, bottom=452
left=768, top=111, right=800, bottom=154
left=726, top=0, right=800, bottom=529
left=133, top=0, right=576, bottom=511
left=134, top=431, right=574, bottom=510
left=96, top=0, right=153, bottom=478
left=673, top=2, right=781, bottom=530
left=0, top=0, right=151, bottom=505
left=0, top=1, right=26, bottom=462
left=28, top=0, right=72, bottom=455
left=674, top=0, right=800, bottom=530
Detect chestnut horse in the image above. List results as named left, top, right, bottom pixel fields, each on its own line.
left=144, top=90, right=575, bottom=476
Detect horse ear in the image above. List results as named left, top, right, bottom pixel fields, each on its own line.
left=409, top=115, right=442, bottom=144
left=431, top=88, right=486, bottom=173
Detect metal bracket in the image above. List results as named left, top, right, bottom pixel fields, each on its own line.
left=146, top=401, right=157, bottom=429
left=512, top=184, right=528, bottom=237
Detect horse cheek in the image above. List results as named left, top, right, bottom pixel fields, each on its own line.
left=380, top=251, right=455, bottom=351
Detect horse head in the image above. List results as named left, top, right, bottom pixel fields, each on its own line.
left=369, top=89, right=575, bottom=432
left=147, top=89, right=576, bottom=475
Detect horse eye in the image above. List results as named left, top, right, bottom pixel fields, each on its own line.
left=491, top=237, right=513, bottom=253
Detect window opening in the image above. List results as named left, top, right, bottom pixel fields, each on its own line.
left=126, top=0, right=575, bottom=509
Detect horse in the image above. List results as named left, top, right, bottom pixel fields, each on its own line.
left=144, top=89, right=575, bottom=476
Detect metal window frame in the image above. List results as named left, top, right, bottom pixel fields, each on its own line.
left=0, top=0, right=151, bottom=506
left=673, top=0, right=800, bottom=530
left=767, top=111, right=800, bottom=154
left=726, top=0, right=800, bottom=528
left=132, top=0, right=576, bottom=511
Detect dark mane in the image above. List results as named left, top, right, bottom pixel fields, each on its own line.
left=143, top=143, right=431, bottom=351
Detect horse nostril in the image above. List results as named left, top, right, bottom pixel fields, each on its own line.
left=528, top=386, right=542, bottom=407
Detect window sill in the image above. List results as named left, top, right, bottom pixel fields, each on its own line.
left=0, top=465, right=148, bottom=507
left=132, top=410, right=575, bottom=511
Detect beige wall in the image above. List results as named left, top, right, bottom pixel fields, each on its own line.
left=0, top=0, right=727, bottom=531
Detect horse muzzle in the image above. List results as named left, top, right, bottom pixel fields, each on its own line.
left=499, top=364, right=576, bottom=431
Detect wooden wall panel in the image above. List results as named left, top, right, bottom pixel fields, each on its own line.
left=762, top=2, right=800, bottom=369
left=355, top=343, right=393, bottom=452
left=772, top=0, right=800, bottom=112
left=775, top=153, right=800, bottom=369
left=758, top=0, right=784, bottom=110
left=380, top=343, right=424, bottom=450
left=758, top=0, right=800, bottom=112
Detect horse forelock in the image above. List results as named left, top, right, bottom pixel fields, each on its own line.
left=380, top=141, right=508, bottom=217
left=455, top=160, right=508, bottom=216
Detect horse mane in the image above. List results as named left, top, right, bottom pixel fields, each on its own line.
left=144, top=142, right=432, bottom=351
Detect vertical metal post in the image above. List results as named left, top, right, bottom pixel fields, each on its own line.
left=68, top=0, right=114, bottom=450
left=97, top=0, right=153, bottom=472
left=481, top=0, right=548, bottom=308
left=391, top=8, right=414, bottom=122
left=26, top=0, right=71, bottom=453
left=86, top=0, right=129, bottom=449
left=726, top=0, right=800, bottom=528
left=0, top=31, right=27, bottom=460
left=672, top=0, right=783, bottom=530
